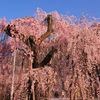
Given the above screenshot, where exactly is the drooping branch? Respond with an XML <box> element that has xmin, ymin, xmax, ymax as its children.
<box><xmin>15</xmin><ymin>56</ymin><xmax>25</xmax><ymax>91</ymax></box>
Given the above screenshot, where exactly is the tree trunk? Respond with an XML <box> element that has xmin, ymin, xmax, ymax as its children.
<box><xmin>70</xmin><ymin>89</ymin><xmax>74</xmax><ymax>100</ymax></box>
<box><xmin>32</xmin><ymin>82</ymin><xmax>35</xmax><ymax>100</ymax></box>
<box><xmin>34</xmin><ymin>81</ymin><xmax>40</xmax><ymax>100</ymax></box>
<box><xmin>11</xmin><ymin>40</ymin><xmax>16</xmax><ymax>100</ymax></box>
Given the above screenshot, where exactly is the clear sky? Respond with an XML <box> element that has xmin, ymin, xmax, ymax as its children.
<box><xmin>0</xmin><ymin>0</ymin><xmax>100</xmax><ymax>22</ymax></box>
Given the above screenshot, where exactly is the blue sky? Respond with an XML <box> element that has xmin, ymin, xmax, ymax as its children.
<box><xmin>0</xmin><ymin>0</ymin><xmax>100</xmax><ymax>22</ymax></box>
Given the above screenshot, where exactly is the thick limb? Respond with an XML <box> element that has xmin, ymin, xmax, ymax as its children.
<box><xmin>33</xmin><ymin>47</ymin><xmax>57</xmax><ymax>68</ymax></box>
<box><xmin>4</xmin><ymin>25</ymin><xmax>37</xmax><ymax>51</ymax></box>
<box><xmin>38</xmin><ymin>14</ymin><xmax>54</xmax><ymax>44</ymax></box>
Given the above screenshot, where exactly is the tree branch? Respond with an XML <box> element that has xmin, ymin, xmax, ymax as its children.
<box><xmin>33</xmin><ymin>47</ymin><xmax>57</xmax><ymax>68</ymax></box>
<box><xmin>4</xmin><ymin>25</ymin><xmax>37</xmax><ymax>52</ymax></box>
<box><xmin>38</xmin><ymin>14</ymin><xmax>54</xmax><ymax>44</ymax></box>
<box><xmin>4</xmin><ymin>14</ymin><xmax>54</xmax><ymax>48</ymax></box>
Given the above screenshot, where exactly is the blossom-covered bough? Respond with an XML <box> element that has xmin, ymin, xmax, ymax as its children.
<box><xmin>0</xmin><ymin>8</ymin><xmax>100</xmax><ymax>100</ymax></box>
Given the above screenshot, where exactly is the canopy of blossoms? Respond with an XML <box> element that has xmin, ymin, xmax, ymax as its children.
<box><xmin>0</xmin><ymin>8</ymin><xmax>100</xmax><ymax>100</ymax></box>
